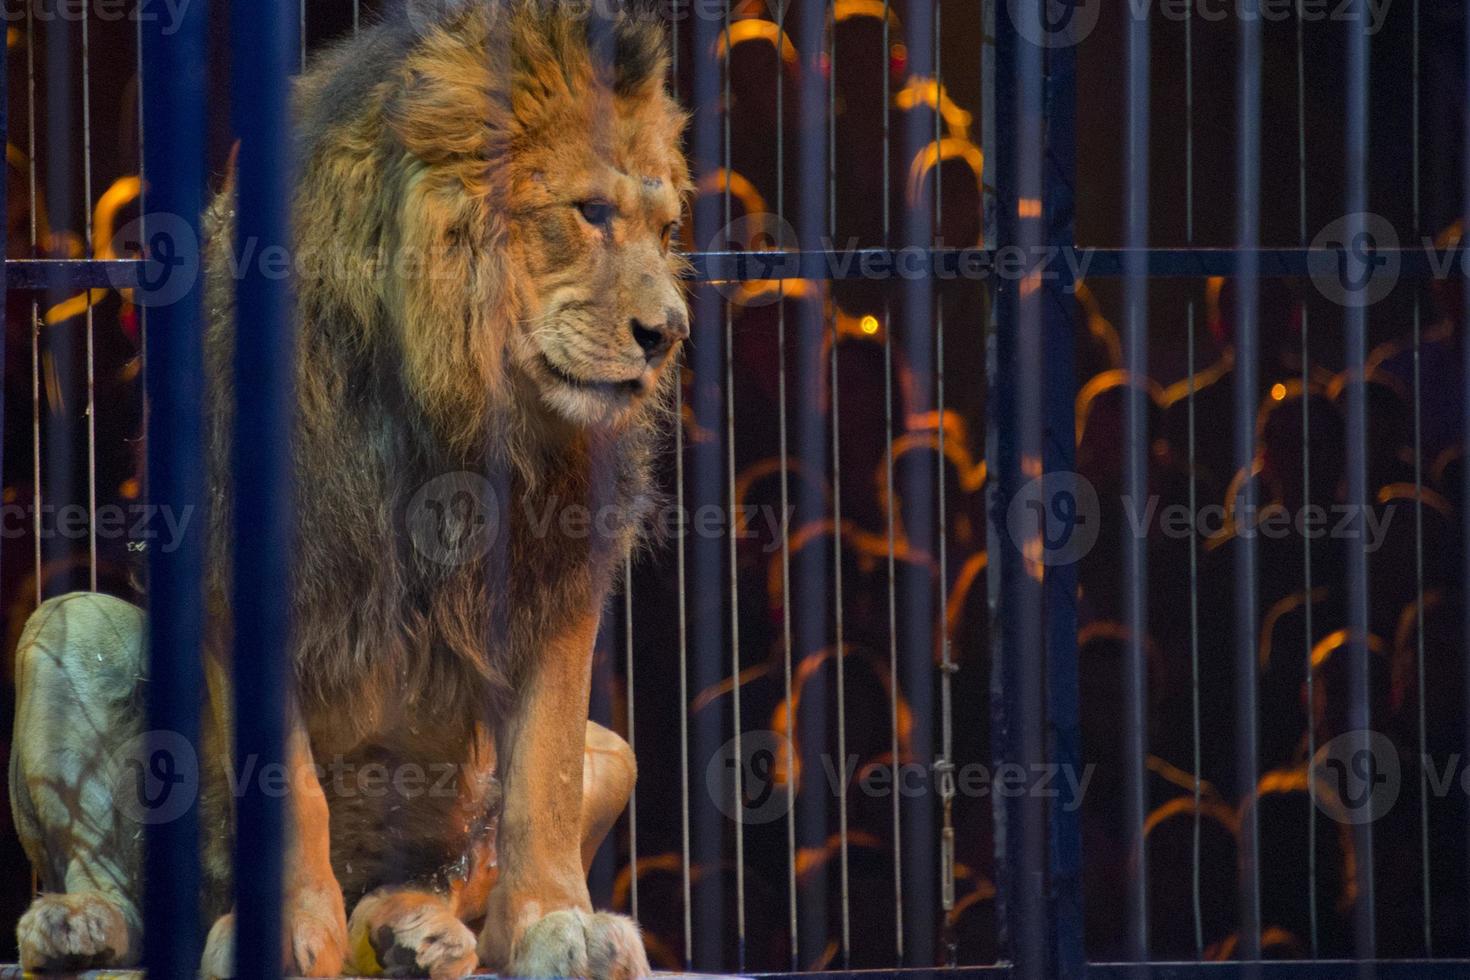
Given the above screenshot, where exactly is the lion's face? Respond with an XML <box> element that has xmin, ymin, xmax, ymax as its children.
<box><xmin>505</xmin><ymin>98</ymin><xmax>688</xmax><ymax>428</ymax></box>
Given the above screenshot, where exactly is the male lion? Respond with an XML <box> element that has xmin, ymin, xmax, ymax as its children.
<box><xmin>9</xmin><ymin>3</ymin><xmax>688</xmax><ymax>977</ymax></box>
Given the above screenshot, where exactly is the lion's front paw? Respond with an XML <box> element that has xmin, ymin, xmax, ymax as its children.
<box><xmin>348</xmin><ymin>889</ymin><xmax>478</xmax><ymax>980</ymax></box>
<box><xmin>201</xmin><ymin>900</ymin><xmax>348</xmax><ymax>979</ymax></box>
<box><xmin>493</xmin><ymin>908</ymin><xmax>649</xmax><ymax>980</ymax></box>
<box><xmin>17</xmin><ymin>891</ymin><xmax>135</xmax><ymax>971</ymax></box>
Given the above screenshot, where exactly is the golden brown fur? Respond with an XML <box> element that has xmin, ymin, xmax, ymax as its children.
<box><xmin>12</xmin><ymin>3</ymin><xmax>687</xmax><ymax>977</ymax></box>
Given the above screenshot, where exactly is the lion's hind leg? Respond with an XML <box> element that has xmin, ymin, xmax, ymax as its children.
<box><xmin>10</xmin><ymin>593</ymin><xmax>147</xmax><ymax>971</ymax></box>
<box><xmin>347</xmin><ymin>888</ymin><xmax>478</xmax><ymax>980</ymax></box>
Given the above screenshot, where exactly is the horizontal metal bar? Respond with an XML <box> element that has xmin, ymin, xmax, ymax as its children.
<box><xmin>741</xmin><ymin>966</ymin><xmax>1470</xmax><ymax>980</ymax></box>
<box><xmin>8</xmin><ymin>259</ymin><xmax>145</xmax><ymax>290</ymax></box>
<box><xmin>12</xmin><ymin>244</ymin><xmax>1464</xmax><ymax>291</ymax></box>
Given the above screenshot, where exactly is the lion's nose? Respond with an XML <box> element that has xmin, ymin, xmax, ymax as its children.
<box><xmin>630</xmin><ymin>316</ymin><xmax>682</xmax><ymax>363</ymax></box>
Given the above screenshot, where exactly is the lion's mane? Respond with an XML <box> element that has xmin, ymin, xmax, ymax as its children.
<box><xmin>202</xmin><ymin>1</ymin><xmax>684</xmax><ymax>749</ymax></box>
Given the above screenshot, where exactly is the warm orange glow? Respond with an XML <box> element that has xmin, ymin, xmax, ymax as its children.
<box><xmin>860</xmin><ymin>314</ymin><xmax>879</xmax><ymax>335</ymax></box>
<box><xmin>1270</xmin><ymin>383</ymin><xmax>1287</xmax><ymax>401</ymax></box>
<box><xmin>1018</xmin><ymin>198</ymin><xmax>1042</xmax><ymax>218</ymax></box>
<box><xmin>120</xmin><ymin>477</ymin><xmax>140</xmax><ymax>500</ymax></box>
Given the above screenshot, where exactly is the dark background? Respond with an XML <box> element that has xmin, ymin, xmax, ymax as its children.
<box><xmin>0</xmin><ymin>0</ymin><xmax>1466</xmax><ymax>971</ymax></box>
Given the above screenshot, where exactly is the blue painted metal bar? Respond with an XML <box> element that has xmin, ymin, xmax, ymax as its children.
<box><xmin>899</xmin><ymin>0</ymin><xmax>937</xmax><ymax>967</ymax></box>
<box><xmin>686</xmin><ymin>1</ymin><xmax>727</xmax><ymax>969</ymax></box>
<box><xmin>1123</xmin><ymin>0</ymin><xmax>1150</xmax><ymax>965</ymax></box>
<box><xmin>988</xmin><ymin>1</ymin><xmax>1048</xmax><ymax>978</ymax></box>
<box><xmin>1342</xmin><ymin>2</ymin><xmax>1376</xmax><ymax>965</ymax></box>
<box><xmin>1233</xmin><ymin>0</ymin><xmax>1262</xmax><ymax>964</ymax></box>
<box><xmin>1041</xmin><ymin>16</ymin><xmax>1085</xmax><ymax>980</ymax></box>
<box><xmin>229</xmin><ymin>0</ymin><xmax>298</xmax><ymax>976</ymax></box>
<box><xmin>139</xmin><ymin>0</ymin><xmax>208</xmax><ymax>974</ymax></box>
<box><xmin>792</xmin><ymin>0</ymin><xmax>832</xmax><ymax>968</ymax></box>
<box><xmin>41</xmin><ymin>0</ymin><xmax>78</xmax><ymax>599</ymax></box>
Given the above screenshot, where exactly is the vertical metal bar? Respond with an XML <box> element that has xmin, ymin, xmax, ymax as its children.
<box><xmin>675</xmin><ymin>340</ymin><xmax>691</xmax><ymax>969</ymax></box>
<box><xmin>623</xmin><ymin>553</ymin><xmax>638</xmax><ymax>924</ymax></box>
<box><xmin>720</xmin><ymin>1</ymin><xmax>746</xmax><ymax>967</ymax></box>
<box><xmin>230</xmin><ymin>0</ymin><xmax>298</xmax><ymax>975</ymax></box>
<box><xmin>1343</xmin><ymin>1</ymin><xmax>1376</xmax><ymax>962</ymax></box>
<box><xmin>879</xmin><ymin>0</ymin><xmax>903</xmax><ymax>962</ymax></box>
<box><xmin>140</xmin><ymin>0</ymin><xmax>207</xmax><ymax>972</ymax></box>
<box><xmin>795</xmin><ymin>0</ymin><xmax>831</xmax><ymax>968</ymax></box>
<box><xmin>81</xmin><ymin>0</ymin><xmax>97</xmax><ymax>589</ymax></box>
<box><xmin>989</xmin><ymin>1</ymin><xmax>1047</xmax><ymax>977</ymax></box>
<box><xmin>899</xmin><ymin>0</ymin><xmax>937</xmax><ymax>965</ymax></box>
<box><xmin>933</xmin><ymin>0</ymin><xmax>959</xmax><ymax>967</ymax></box>
<box><xmin>827</xmin><ymin>0</ymin><xmax>850</xmax><ymax>968</ymax></box>
<box><xmin>1294</xmin><ymin>0</ymin><xmax>1319</xmax><ymax>958</ymax></box>
<box><xmin>0</xmin><ymin>0</ymin><xmax>8</xmax><ymax>642</ymax></box>
<box><xmin>687</xmin><ymin>4</ymin><xmax>726</xmax><ymax>969</ymax></box>
<box><xmin>43</xmin><ymin>0</ymin><xmax>76</xmax><ymax>598</ymax></box>
<box><xmin>1042</xmin><ymin>13</ymin><xmax>1085</xmax><ymax>980</ymax></box>
<box><xmin>1410</xmin><ymin>0</ymin><xmax>1432</xmax><ymax>957</ymax></box>
<box><xmin>1187</xmin><ymin>0</ymin><xmax>1205</xmax><ymax>959</ymax></box>
<box><xmin>1234</xmin><ymin>0</ymin><xmax>1263</xmax><ymax>962</ymax></box>
<box><xmin>1122</xmin><ymin>1</ymin><xmax>1151</xmax><ymax>963</ymax></box>
<box><xmin>27</xmin><ymin>1</ymin><xmax>40</xmax><ymax>604</ymax></box>
<box><xmin>876</xmin><ymin>1</ymin><xmax>899</xmax><ymax>963</ymax></box>
<box><xmin>770</xmin><ymin>9</ymin><xmax>799</xmax><ymax>970</ymax></box>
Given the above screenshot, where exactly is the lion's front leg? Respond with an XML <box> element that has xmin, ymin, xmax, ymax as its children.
<box><xmin>478</xmin><ymin>612</ymin><xmax>649</xmax><ymax>980</ymax></box>
<box><xmin>202</xmin><ymin>714</ymin><xmax>349</xmax><ymax>978</ymax></box>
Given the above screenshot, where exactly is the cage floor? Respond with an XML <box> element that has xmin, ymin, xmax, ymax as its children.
<box><xmin>4</xmin><ymin>966</ymin><xmax>1470</xmax><ymax>979</ymax></box>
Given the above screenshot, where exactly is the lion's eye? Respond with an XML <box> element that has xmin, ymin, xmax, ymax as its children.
<box><xmin>577</xmin><ymin>200</ymin><xmax>615</xmax><ymax>227</ymax></box>
<box><xmin>661</xmin><ymin>222</ymin><xmax>680</xmax><ymax>251</ymax></box>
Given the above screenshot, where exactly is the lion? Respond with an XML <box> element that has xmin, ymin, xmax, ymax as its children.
<box><xmin>9</xmin><ymin>2</ymin><xmax>688</xmax><ymax>977</ymax></box>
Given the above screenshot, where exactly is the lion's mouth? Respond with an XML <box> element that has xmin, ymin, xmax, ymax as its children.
<box><xmin>540</xmin><ymin>355</ymin><xmax>646</xmax><ymax>398</ymax></box>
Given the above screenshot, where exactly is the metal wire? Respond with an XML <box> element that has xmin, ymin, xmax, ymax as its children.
<box><xmin>1410</xmin><ymin>0</ymin><xmax>1432</xmax><ymax>957</ymax></box>
<box><xmin>27</xmin><ymin>2</ymin><xmax>40</xmax><ymax>605</ymax></box>
<box><xmin>720</xmin><ymin>1</ymin><xmax>747</xmax><ymax>966</ymax></box>
<box><xmin>81</xmin><ymin>0</ymin><xmax>97</xmax><ymax>590</ymax></box>
<box><xmin>826</xmin><ymin>0</ymin><xmax>850</xmax><ymax>967</ymax></box>
<box><xmin>1234</xmin><ymin>3</ymin><xmax>1263</xmax><ymax>960</ymax></box>
<box><xmin>1123</xmin><ymin>2</ymin><xmax>1151</xmax><ymax>960</ymax></box>
<box><xmin>675</xmin><ymin>347</ymin><xmax>692</xmax><ymax>967</ymax></box>
<box><xmin>1185</xmin><ymin>0</ymin><xmax>1203</xmax><ymax>959</ymax></box>
<box><xmin>1343</xmin><ymin>7</ymin><xmax>1376</xmax><ymax>960</ymax></box>
<box><xmin>624</xmin><ymin>552</ymin><xmax>638</xmax><ymax>923</ymax></box>
<box><xmin>880</xmin><ymin>1</ymin><xmax>904</xmax><ymax>961</ymax></box>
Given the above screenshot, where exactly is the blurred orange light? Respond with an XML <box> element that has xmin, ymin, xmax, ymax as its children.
<box><xmin>1271</xmin><ymin>383</ymin><xmax>1287</xmax><ymax>402</ymax></box>
<box><xmin>860</xmin><ymin>315</ymin><xmax>880</xmax><ymax>335</ymax></box>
